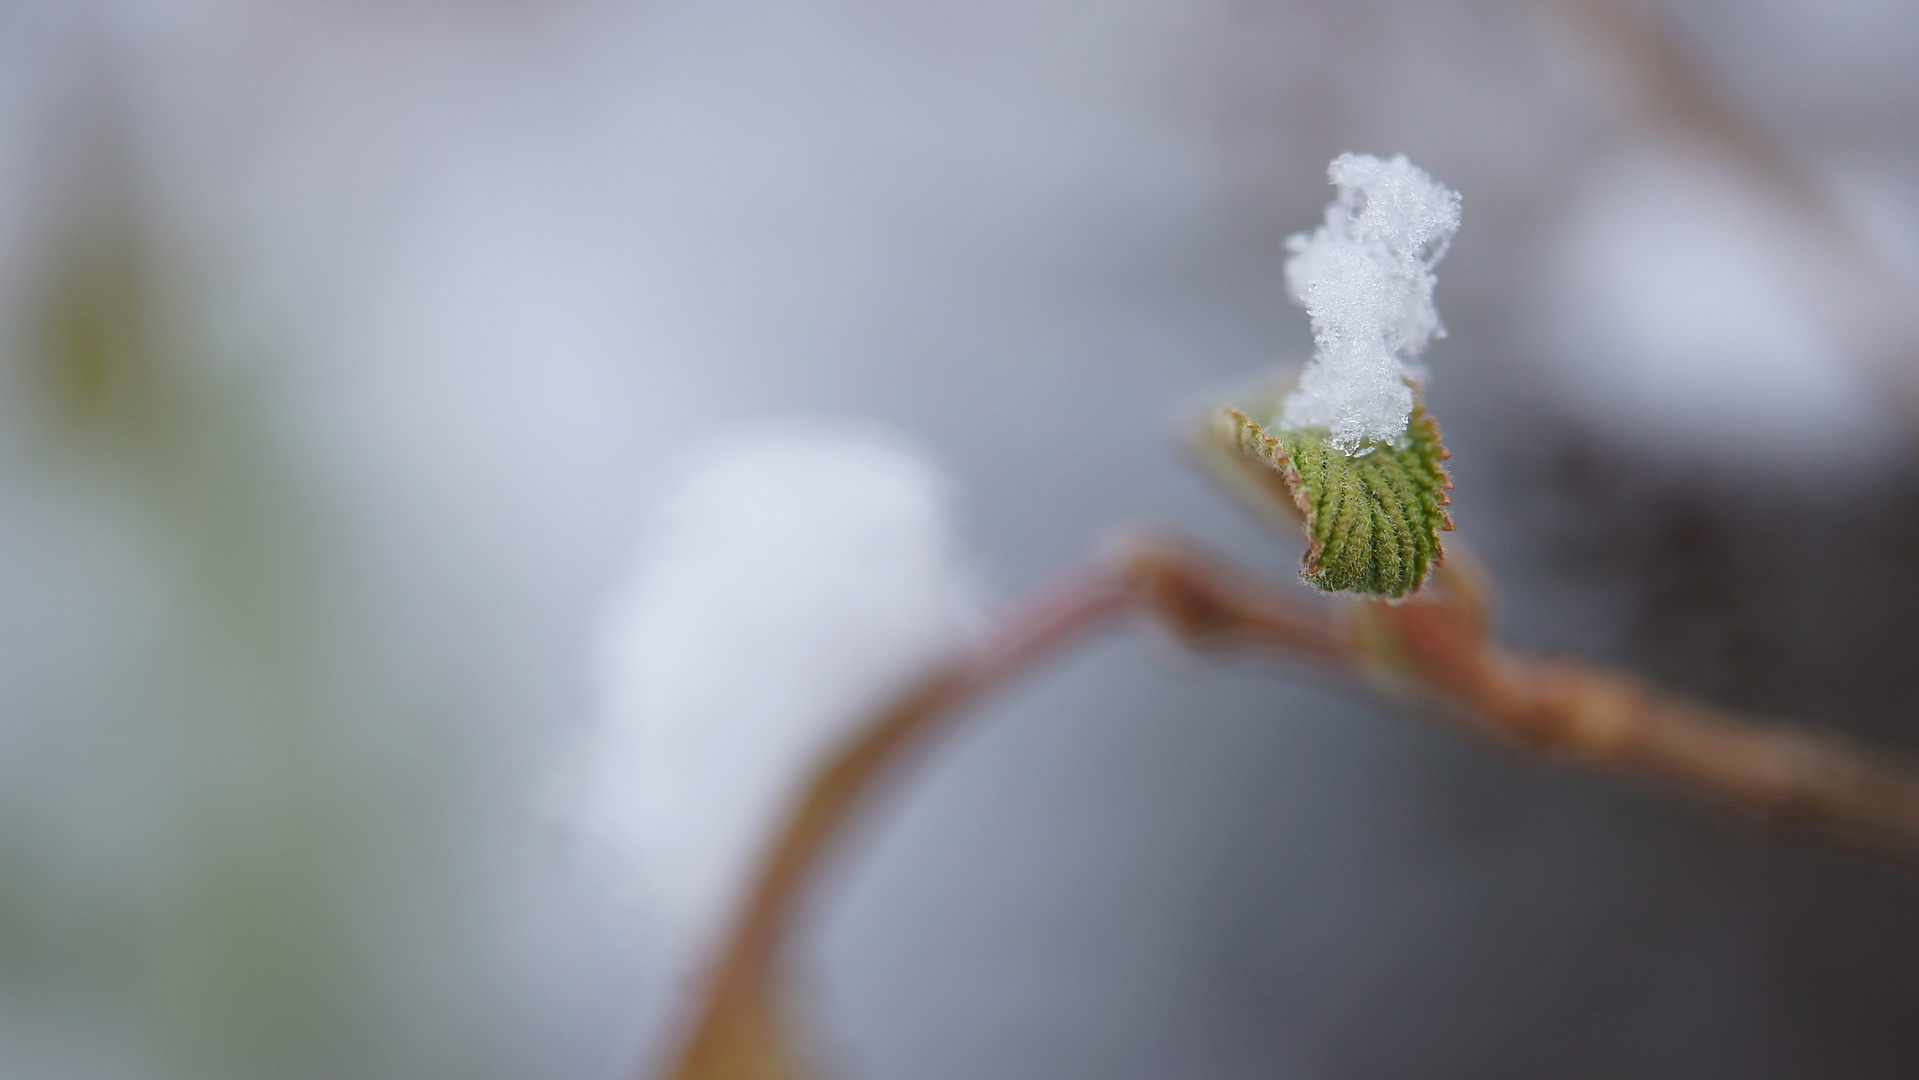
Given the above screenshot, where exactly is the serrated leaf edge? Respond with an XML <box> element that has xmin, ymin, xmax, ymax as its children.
<box><xmin>1222</xmin><ymin>406</ymin><xmax>1454</xmax><ymax>598</ymax></box>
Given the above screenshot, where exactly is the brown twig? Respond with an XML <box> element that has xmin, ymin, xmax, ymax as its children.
<box><xmin>1550</xmin><ymin>0</ymin><xmax>1919</xmax><ymax>412</ymax></box>
<box><xmin>652</xmin><ymin>533</ymin><xmax>1919</xmax><ymax>1080</ymax></box>
<box><xmin>1552</xmin><ymin>0</ymin><xmax>1817</xmax><ymax>207</ymax></box>
<box><xmin>656</xmin><ymin>570</ymin><xmax>1133</xmax><ymax>1080</ymax></box>
<box><xmin>1122</xmin><ymin>534</ymin><xmax>1919</xmax><ymax>859</ymax></box>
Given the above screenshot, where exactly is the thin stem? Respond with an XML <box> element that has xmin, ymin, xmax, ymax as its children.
<box><xmin>1122</xmin><ymin>534</ymin><xmax>1919</xmax><ymax>858</ymax></box>
<box><xmin>1552</xmin><ymin>0</ymin><xmax>1919</xmax><ymax>413</ymax></box>
<box><xmin>652</xmin><ymin>534</ymin><xmax>1919</xmax><ymax>1080</ymax></box>
<box><xmin>656</xmin><ymin>570</ymin><xmax>1133</xmax><ymax>1080</ymax></box>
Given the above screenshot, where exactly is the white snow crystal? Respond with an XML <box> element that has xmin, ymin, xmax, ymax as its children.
<box><xmin>1280</xmin><ymin>153</ymin><xmax>1461</xmax><ymax>453</ymax></box>
<box><xmin>565</xmin><ymin>426</ymin><xmax>983</xmax><ymax>958</ymax></box>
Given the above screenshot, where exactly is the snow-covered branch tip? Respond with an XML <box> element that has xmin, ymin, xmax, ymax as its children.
<box><xmin>1218</xmin><ymin>154</ymin><xmax>1460</xmax><ymax>599</ymax></box>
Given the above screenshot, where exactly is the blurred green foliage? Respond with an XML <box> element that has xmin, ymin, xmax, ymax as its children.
<box><xmin>2</xmin><ymin>198</ymin><xmax>497</xmax><ymax>1080</ymax></box>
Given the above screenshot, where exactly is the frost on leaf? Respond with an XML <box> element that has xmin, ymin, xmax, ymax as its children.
<box><xmin>1280</xmin><ymin>153</ymin><xmax>1461</xmax><ymax>454</ymax></box>
<box><xmin>1221</xmin><ymin>404</ymin><xmax>1453</xmax><ymax>599</ymax></box>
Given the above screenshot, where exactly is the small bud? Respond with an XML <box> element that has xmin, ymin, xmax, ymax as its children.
<box><xmin>1219</xmin><ymin>403</ymin><xmax>1453</xmax><ymax>600</ymax></box>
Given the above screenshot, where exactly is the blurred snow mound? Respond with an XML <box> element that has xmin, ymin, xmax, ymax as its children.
<box><xmin>1535</xmin><ymin>149</ymin><xmax>1904</xmax><ymax>474</ymax></box>
<box><xmin>564</xmin><ymin>425</ymin><xmax>983</xmax><ymax>958</ymax></box>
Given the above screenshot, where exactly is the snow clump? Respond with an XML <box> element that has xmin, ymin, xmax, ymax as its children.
<box><xmin>1280</xmin><ymin>153</ymin><xmax>1461</xmax><ymax>454</ymax></box>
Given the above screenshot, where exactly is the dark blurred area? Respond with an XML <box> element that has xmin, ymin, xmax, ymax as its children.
<box><xmin>3</xmin><ymin>1</ymin><xmax>1919</xmax><ymax>1078</ymax></box>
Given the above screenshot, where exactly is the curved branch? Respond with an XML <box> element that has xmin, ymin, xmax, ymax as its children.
<box><xmin>1120</xmin><ymin>534</ymin><xmax>1919</xmax><ymax>858</ymax></box>
<box><xmin>652</xmin><ymin>535</ymin><xmax>1919</xmax><ymax>1080</ymax></box>
<box><xmin>656</xmin><ymin>570</ymin><xmax>1134</xmax><ymax>1080</ymax></box>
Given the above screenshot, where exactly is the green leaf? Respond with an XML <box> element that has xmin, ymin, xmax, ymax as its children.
<box><xmin>1221</xmin><ymin>405</ymin><xmax>1453</xmax><ymax>598</ymax></box>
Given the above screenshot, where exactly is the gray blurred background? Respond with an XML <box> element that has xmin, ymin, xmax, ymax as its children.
<box><xmin>4</xmin><ymin>0</ymin><xmax>1919</xmax><ymax>1077</ymax></box>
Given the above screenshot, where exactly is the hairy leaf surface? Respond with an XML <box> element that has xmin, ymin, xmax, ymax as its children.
<box><xmin>1221</xmin><ymin>406</ymin><xmax>1452</xmax><ymax>598</ymax></box>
